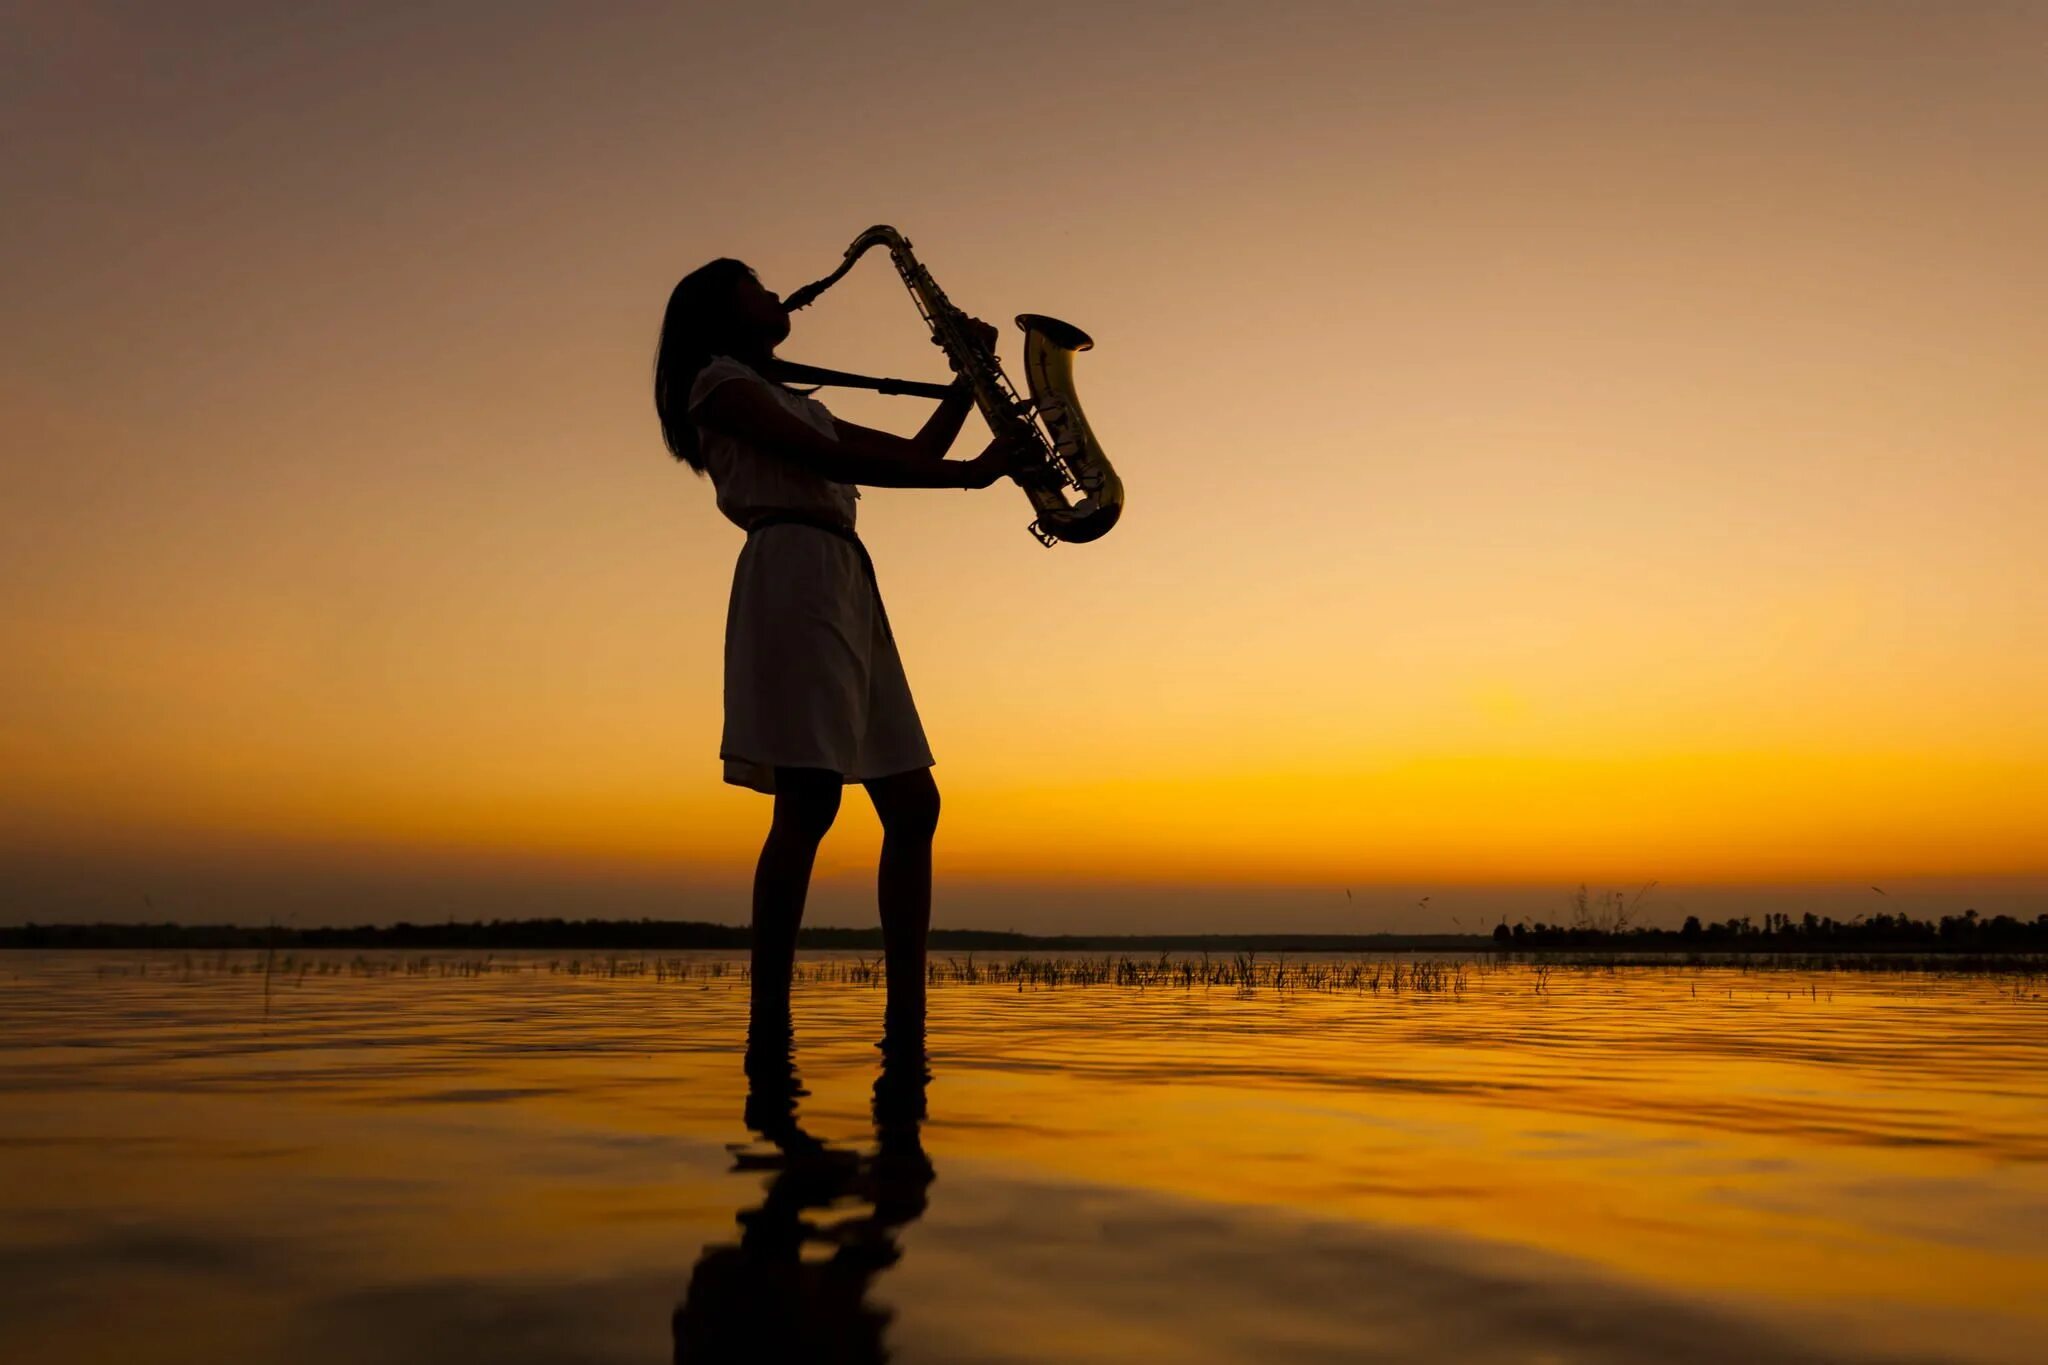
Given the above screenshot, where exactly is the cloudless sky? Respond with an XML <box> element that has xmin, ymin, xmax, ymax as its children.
<box><xmin>4</xmin><ymin>2</ymin><xmax>2044</xmax><ymax>930</ymax></box>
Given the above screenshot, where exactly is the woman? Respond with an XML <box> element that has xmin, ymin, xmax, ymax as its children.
<box><xmin>653</xmin><ymin>258</ymin><xmax>1022</xmax><ymax>1033</ymax></box>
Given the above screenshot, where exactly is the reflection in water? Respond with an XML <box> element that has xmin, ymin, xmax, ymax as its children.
<box><xmin>674</xmin><ymin>1011</ymin><xmax>932</xmax><ymax>1363</ymax></box>
<box><xmin>2</xmin><ymin>953</ymin><xmax>2044</xmax><ymax>1363</ymax></box>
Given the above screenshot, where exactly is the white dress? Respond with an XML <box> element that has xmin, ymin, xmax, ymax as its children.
<box><xmin>687</xmin><ymin>355</ymin><xmax>934</xmax><ymax>795</ymax></box>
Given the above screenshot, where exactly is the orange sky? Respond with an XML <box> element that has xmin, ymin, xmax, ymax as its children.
<box><xmin>4</xmin><ymin>3</ymin><xmax>2044</xmax><ymax>929</ymax></box>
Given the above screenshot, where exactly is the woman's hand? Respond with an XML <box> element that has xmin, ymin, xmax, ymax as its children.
<box><xmin>959</xmin><ymin>432</ymin><xmax>1040</xmax><ymax>489</ymax></box>
<box><xmin>943</xmin><ymin>315</ymin><xmax>1003</xmax><ymax>372</ymax></box>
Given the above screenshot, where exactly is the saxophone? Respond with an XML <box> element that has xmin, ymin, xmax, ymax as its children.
<box><xmin>782</xmin><ymin>226</ymin><xmax>1123</xmax><ymax>546</ymax></box>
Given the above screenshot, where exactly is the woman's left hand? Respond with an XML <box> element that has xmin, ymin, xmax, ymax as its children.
<box><xmin>943</xmin><ymin>315</ymin><xmax>1002</xmax><ymax>369</ymax></box>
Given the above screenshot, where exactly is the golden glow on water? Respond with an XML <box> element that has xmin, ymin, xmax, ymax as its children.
<box><xmin>1</xmin><ymin>952</ymin><xmax>2043</xmax><ymax>1362</ymax></box>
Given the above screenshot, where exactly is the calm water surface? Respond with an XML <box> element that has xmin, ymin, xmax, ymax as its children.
<box><xmin>1</xmin><ymin>951</ymin><xmax>2043</xmax><ymax>1363</ymax></box>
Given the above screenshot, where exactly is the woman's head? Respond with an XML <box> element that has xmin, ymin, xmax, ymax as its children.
<box><xmin>653</xmin><ymin>258</ymin><xmax>790</xmax><ymax>471</ymax></box>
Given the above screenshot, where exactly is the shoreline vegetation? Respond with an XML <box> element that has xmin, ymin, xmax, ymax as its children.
<box><xmin>4</xmin><ymin>910</ymin><xmax>2045</xmax><ymax>955</ymax></box>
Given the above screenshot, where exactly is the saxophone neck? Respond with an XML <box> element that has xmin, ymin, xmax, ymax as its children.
<box><xmin>783</xmin><ymin>226</ymin><xmax>912</xmax><ymax>312</ymax></box>
<box><xmin>850</xmin><ymin>224</ymin><xmax>910</xmax><ymax>253</ymax></box>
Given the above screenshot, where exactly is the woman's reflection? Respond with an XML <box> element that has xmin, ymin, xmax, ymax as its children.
<box><xmin>674</xmin><ymin>1013</ymin><xmax>933</xmax><ymax>1363</ymax></box>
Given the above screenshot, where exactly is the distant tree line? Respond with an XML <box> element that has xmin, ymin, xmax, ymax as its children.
<box><xmin>1492</xmin><ymin>909</ymin><xmax>2048</xmax><ymax>952</ymax></box>
<box><xmin>0</xmin><ymin>918</ymin><xmax>913</xmax><ymax>951</ymax></box>
<box><xmin>1</xmin><ymin>919</ymin><xmax>1474</xmax><ymax>953</ymax></box>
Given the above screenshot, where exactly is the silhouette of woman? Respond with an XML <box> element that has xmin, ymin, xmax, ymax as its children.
<box><xmin>653</xmin><ymin>259</ymin><xmax>1021</xmax><ymax>1033</ymax></box>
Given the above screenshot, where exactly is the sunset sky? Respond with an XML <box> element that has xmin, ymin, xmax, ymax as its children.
<box><xmin>4</xmin><ymin>2</ymin><xmax>2044</xmax><ymax>931</ymax></box>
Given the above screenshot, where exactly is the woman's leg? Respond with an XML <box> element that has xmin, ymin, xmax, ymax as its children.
<box><xmin>751</xmin><ymin>767</ymin><xmax>843</xmax><ymax>1024</ymax></box>
<box><xmin>864</xmin><ymin>767</ymin><xmax>940</xmax><ymax>1029</ymax></box>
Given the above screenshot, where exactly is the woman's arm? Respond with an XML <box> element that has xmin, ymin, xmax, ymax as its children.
<box><xmin>835</xmin><ymin>318</ymin><xmax>996</xmax><ymax>464</ymax></box>
<box><xmin>695</xmin><ymin>378</ymin><xmax>1006</xmax><ymax>490</ymax></box>
<box><xmin>828</xmin><ymin>392</ymin><xmax>974</xmax><ymax>467</ymax></box>
<box><xmin>908</xmin><ymin>378</ymin><xmax>977</xmax><ymax>459</ymax></box>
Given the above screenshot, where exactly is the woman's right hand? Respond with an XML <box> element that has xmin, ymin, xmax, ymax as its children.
<box><xmin>961</xmin><ymin>434</ymin><xmax>1038</xmax><ymax>489</ymax></box>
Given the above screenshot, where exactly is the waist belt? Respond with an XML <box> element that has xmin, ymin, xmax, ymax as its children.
<box><xmin>745</xmin><ymin>512</ymin><xmax>892</xmax><ymax>642</ymax></box>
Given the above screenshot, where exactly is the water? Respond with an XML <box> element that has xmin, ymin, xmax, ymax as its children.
<box><xmin>1</xmin><ymin>951</ymin><xmax>2043</xmax><ymax>1363</ymax></box>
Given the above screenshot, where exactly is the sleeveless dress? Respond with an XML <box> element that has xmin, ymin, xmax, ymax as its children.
<box><xmin>687</xmin><ymin>355</ymin><xmax>934</xmax><ymax>795</ymax></box>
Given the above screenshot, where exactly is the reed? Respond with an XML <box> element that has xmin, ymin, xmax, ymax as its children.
<box><xmin>81</xmin><ymin>948</ymin><xmax>2048</xmax><ymax>998</ymax></box>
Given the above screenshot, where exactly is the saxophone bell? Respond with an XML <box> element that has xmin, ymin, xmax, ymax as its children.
<box><xmin>1015</xmin><ymin>312</ymin><xmax>1121</xmax><ymax>545</ymax></box>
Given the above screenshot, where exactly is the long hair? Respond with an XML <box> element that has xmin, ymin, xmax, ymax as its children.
<box><xmin>653</xmin><ymin>258</ymin><xmax>756</xmax><ymax>473</ymax></box>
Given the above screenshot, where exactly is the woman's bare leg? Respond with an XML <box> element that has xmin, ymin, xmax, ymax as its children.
<box><xmin>864</xmin><ymin>767</ymin><xmax>940</xmax><ymax>1030</ymax></box>
<box><xmin>751</xmin><ymin>767</ymin><xmax>842</xmax><ymax>1025</ymax></box>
